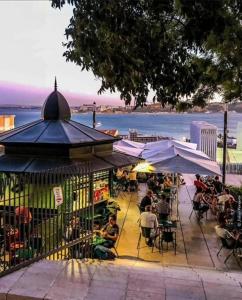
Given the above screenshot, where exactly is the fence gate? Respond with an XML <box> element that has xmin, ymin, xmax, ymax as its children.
<box><xmin>0</xmin><ymin>163</ymin><xmax>93</xmax><ymax>277</ymax></box>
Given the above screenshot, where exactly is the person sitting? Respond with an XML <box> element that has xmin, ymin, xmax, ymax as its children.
<box><xmin>218</xmin><ymin>188</ymin><xmax>235</xmax><ymax>211</ymax></box>
<box><xmin>139</xmin><ymin>205</ymin><xmax>158</xmax><ymax>247</ymax></box>
<box><xmin>194</xmin><ymin>174</ymin><xmax>208</xmax><ymax>192</ymax></box>
<box><xmin>99</xmin><ymin>214</ymin><xmax>119</xmax><ymax>249</ymax></box>
<box><xmin>215</xmin><ymin>213</ymin><xmax>238</xmax><ymax>249</ymax></box>
<box><xmin>15</xmin><ymin>206</ymin><xmax>32</xmax><ymax>242</ymax></box>
<box><xmin>115</xmin><ymin>167</ymin><xmax>123</xmax><ymax>181</ymax></box>
<box><xmin>213</xmin><ymin>176</ymin><xmax>223</xmax><ymax>195</ymax></box>
<box><xmin>193</xmin><ymin>187</ymin><xmax>210</xmax><ymax>219</ymax></box>
<box><xmin>120</xmin><ymin>170</ymin><xmax>129</xmax><ymax>191</ymax></box>
<box><xmin>147</xmin><ymin>175</ymin><xmax>157</xmax><ymax>192</ymax></box>
<box><xmin>157</xmin><ymin>173</ymin><xmax>164</xmax><ymax>186</ymax></box>
<box><xmin>178</xmin><ymin>174</ymin><xmax>186</xmax><ymax>185</ymax></box>
<box><xmin>65</xmin><ymin>216</ymin><xmax>82</xmax><ymax>258</ymax></box>
<box><xmin>156</xmin><ymin>194</ymin><xmax>170</xmax><ymax>221</ymax></box>
<box><xmin>129</xmin><ymin>165</ymin><xmax>138</xmax><ymax>191</ymax></box>
<box><xmin>140</xmin><ymin>190</ymin><xmax>153</xmax><ymax>212</ymax></box>
<box><xmin>164</xmin><ymin>176</ymin><xmax>173</xmax><ymax>189</ymax></box>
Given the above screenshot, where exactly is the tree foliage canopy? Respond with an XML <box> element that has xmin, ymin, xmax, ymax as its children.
<box><xmin>52</xmin><ymin>0</ymin><xmax>242</xmax><ymax>108</ymax></box>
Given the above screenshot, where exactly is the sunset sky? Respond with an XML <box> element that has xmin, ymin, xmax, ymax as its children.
<box><xmin>0</xmin><ymin>1</ymin><xmax>122</xmax><ymax>106</ymax></box>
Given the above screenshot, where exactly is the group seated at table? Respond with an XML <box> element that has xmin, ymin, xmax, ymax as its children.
<box><xmin>214</xmin><ymin>210</ymin><xmax>242</xmax><ymax>261</ymax></box>
<box><xmin>192</xmin><ymin>173</ymin><xmax>239</xmax><ymax>221</ymax></box>
<box><xmin>138</xmin><ymin>203</ymin><xmax>177</xmax><ymax>252</ymax></box>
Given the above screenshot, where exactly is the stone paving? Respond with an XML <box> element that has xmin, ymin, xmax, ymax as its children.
<box><xmin>1</xmin><ymin>174</ymin><xmax>242</xmax><ymax>299</ymax></box>
<box><xmin>1</xmin><ymin>259</ymin><xmax>242</xmax><ymax>300</ymax></box>
<box><xmin>116</xmin><ymin>175</ymin><xmax>241</xmax><ymax>270</ymax></box>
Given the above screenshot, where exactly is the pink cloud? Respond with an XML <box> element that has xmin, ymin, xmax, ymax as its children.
<box><xmin>0</xmin><ymin>81</ymin><xmax>123</xmax><ymax>106</ymax></box>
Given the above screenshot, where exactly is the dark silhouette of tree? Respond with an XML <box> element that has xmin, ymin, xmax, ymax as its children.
<box><xmin>52</xmin><ymin>0</ymin><xmax>242</xmax><ymax>108</ymax></box>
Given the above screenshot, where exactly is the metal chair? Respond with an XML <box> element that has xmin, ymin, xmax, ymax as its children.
<box><xmin>137</xmin><ymin>227</ymin><xmax>152</xmax><ymax>258</ymax></box>
<box><xmin>217</xmin><ymin>233</ymin><xmax>242</xmax><ymax>264</ymax></box>
<box><xmin>111</xmin><ymin>245</ymin><xmax>119</xmax><ymax>257</ymax></box>
<box><xmin>158</xmin><ymin>228</ymin><xmax>176</xmax><ymax>255</ymax></box>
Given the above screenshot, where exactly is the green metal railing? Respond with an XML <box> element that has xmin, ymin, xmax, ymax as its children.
<box><xmin>0</xmin><ymin>163</ymin><xmax>94</xmax><ymax>277</ymax></box>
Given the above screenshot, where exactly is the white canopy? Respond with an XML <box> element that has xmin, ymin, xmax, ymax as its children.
<box><xmin>144</xmin><ymin>139</ymin><xmax>197</xmax><ymax>151</ymax></box>
<box><xmin>113</xmin><ymin>140</ymin><xmax>144</xmax><ymax>157</ymax></box>
<box><xmin>116</xmin><ymin>139</ymin><xmax>144</xmax><ymax>149</ymax></box>
<box><xmin>114</xmin><ymin>138</ymin><xmax>221</xmax><ymax>175</ymax></box>
<box><xmin>113</xmin><ymin>144</ymin><xmax>143</xmax><ymax>157</ymax></box>
<box><xmin>142</xmin><ymin>145</ymin><xmax>209</xmax><ymax>161</ymax></box>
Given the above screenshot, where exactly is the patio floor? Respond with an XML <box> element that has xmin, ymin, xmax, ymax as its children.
<box><xmin>115</xmin><ymin>175</ymin><xmax>241</xmax><ymax>271</ymax></box>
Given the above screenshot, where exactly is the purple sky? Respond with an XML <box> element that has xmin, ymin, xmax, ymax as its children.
<box><xmin>0</xmin><ymin>2</ymin><xmax>124</xmax><ymax>107</ymax></box>
<box><xmin>0</xmin><ymin>81</ymin><xmax>122</xmax><ymax>107</ymax></box>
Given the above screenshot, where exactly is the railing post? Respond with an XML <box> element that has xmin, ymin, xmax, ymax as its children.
<box><xmin>222</xmin><ymin>103</ymin><xmax>228</xmax><ymax>185</ymax></box>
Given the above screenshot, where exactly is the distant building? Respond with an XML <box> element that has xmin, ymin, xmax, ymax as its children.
<box><xmin>237</xmin><ymin>122</ymin><xmax>242</xmax><ymax>151</ymax></box>
<box><xmin>80</xmin><ymin>104</ymin><xmax>95</xmax><ymax>112</ymax></box>
<box><xmin>227</xmin><ymin>136</ymin><xmax>237</xmax><ymax>148</ymax></box>
<box><xmin>127</xmin><ymin>129</ymin><xmax>167</xmax><ymax>143</ymax></box>
<box><xmin>0</xmin><ymin>115</ymin><xmax>15</xmax><ymax>132</ymax></box>
<box><xmin>190</xmin><ymin>121</ymin><xmax>217</xmax><ymax>161</ymax></box>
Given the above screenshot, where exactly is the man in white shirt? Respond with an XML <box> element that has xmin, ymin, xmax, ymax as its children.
<box><xmin>139</xmin><ymin>205</ymin><xmax>158</xmax><ymax>246</ymax></box>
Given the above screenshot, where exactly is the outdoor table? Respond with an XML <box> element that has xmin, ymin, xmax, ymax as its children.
<box><xmin>155</xmin><ymin>220</ymin><xmax>177</xmax><ymax>254</ymax></box>
<box><xmin>159</xmin><ymin>220</ymin><xmax>177</xmax><ymax>229</ymax></box>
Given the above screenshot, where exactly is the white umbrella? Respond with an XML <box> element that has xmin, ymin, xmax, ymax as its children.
<box><xmin>150</xmin><ymin>154</ymin><xmax>221</xmax><ymax>176</ymax></box>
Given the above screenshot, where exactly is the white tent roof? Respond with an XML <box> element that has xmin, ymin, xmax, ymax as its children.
<box><xmin>115</xmin><ymin>139</ymin><xmax>144</xmax><ymax>149</ymax></box>
<box><xmin>113</xmin><ymin>145</ymin><xmax>143</xmax><ymax>157</ymax></box>
<box><xmin>142</xmin><ymin>145</ymin><xmax>209</xmax><ymax>161</ymax></box>
<box><xmin>144</xmin><ymin>140</ymin><xmax>197</xmax><ymax>151</ymax></box>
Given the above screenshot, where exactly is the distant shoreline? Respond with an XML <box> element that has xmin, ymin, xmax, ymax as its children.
<box><xmin>0</xmin><ymin>106</ymin><xmax>242</xmax><ymax>115</ymax></box>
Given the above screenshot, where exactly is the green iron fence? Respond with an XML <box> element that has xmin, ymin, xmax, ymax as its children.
<box><xmin>0</xmin><ymin>162</ymin><xmax>94</xmax><ymax>277</ymax></box>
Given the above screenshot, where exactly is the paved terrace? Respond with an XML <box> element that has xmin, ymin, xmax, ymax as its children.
<box><xmin>1</xmin><ymin>175</ymin><xmax>242</xmax><ymax>300</ymax></box>
<box><xmin>1</xmin><ymin>259</ymin><xmax>242</xmax><ymax>300</ymax></box>
<box><xmin>116</xmin><ymin>174</ymin><xmax>242</xmax><ymax>271</ymax></box>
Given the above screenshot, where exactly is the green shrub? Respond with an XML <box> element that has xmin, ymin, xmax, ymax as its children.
<box><xmin>227</xmin><ymin>186</ymin><xmax>242</xmax><ymax>200</ymax></box>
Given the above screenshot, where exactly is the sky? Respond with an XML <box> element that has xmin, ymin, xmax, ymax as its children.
<box><xmin>0</xmin><ymin>1</ymin><xmax>121</xmax><ymax>106</ymax></box>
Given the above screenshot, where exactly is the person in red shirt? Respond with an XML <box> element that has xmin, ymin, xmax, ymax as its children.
<box><xmin>194</xmin><ymin>174</ymin><xmax>208</xmax><ymax>192</ymax></box>
<box><xmin>15</xmin><ymin>206</ymin><xmax>32</xmax><ymax>242</ymax></box>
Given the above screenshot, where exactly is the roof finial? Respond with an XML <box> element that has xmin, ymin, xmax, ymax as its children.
<box><xmin>54</xmin><ymin>76</ymin><xmax>57</xmax><ymax>91</ymax></box>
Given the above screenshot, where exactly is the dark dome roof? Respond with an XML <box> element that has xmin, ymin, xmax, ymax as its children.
<box><xmin>41</xmin><ymin>89</ymin><xmax>71</xmax><ymax>120</ymax></box>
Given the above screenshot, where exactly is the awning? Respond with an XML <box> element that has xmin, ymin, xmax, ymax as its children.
<box><xmin>0</xmin><ymin>151</ymin><xmax>140</xmax><ymax>173</ymax></box>
<box><xmin>96</xmin><ymin>151</ymin><xmax>141</xmax><ymax>167</ymax></box>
